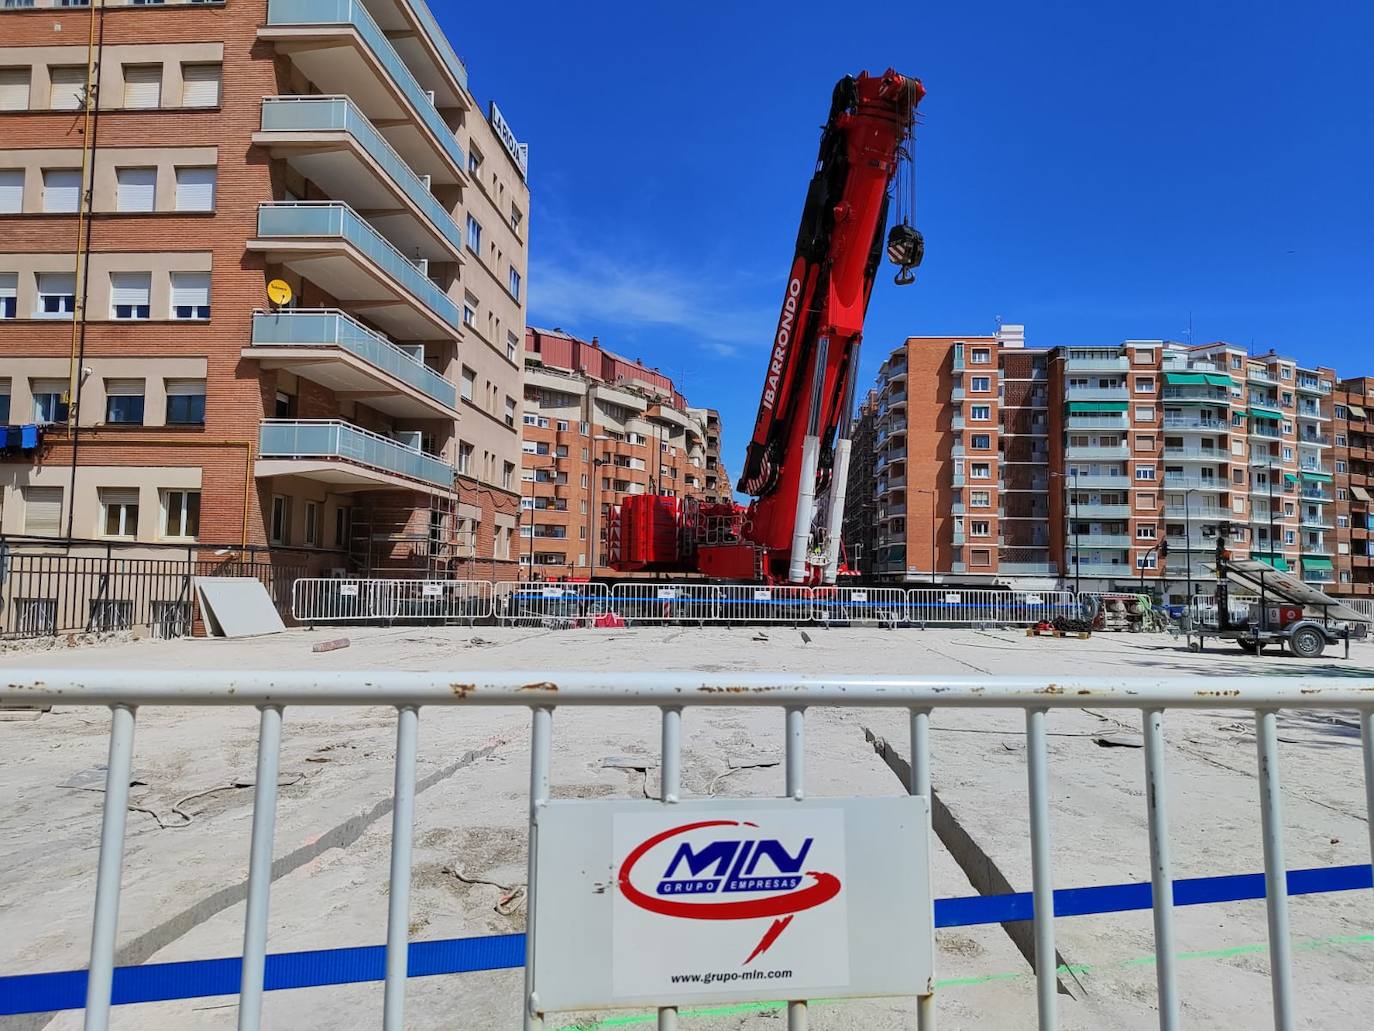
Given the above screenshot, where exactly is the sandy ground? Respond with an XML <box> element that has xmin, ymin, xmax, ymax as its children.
<box><xmin>1</xmin><ymin>624</ymin><xmax>1372</xmax><ymax>1030</ymax></box>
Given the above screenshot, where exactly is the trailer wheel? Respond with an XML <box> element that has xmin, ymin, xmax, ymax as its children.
<box><xmin>1290</xmin><ymin>627</ymin><xmax>1325</xmax><ymax>658</ymax></box>
<box><xmin>1236</xmin><ymin>640</ymin><xmax>1258</xmax><ymax>654</ymax></box>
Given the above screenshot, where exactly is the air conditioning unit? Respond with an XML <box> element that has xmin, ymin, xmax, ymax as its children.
<box><xmin>425</xmin><ymin>90</ymin><xmax>436</xmax><ymax>105</ymax></box>
<box><xmin>419</xmin><ymin>174</ymin><xmax>431</xmax><ymax>191</ymax></box>
<box><xmin>415</xmin><ymin>258</ymin><xmax>429</xmax><ymax>275</ymax></box>
<box><xmin>392</xmin><ymin>430</ymin><xmax>423</xmax><ymax>451</ymax></box>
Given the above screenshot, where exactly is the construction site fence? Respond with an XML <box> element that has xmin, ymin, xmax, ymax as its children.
<box><xmin>3</xmin><ymin>670</ymin><xmax>1372</xmax><ymax>1031</ymax></box>
<box><xmin>291</xmin><ymin>580</ymin><xmax>1091</xmax><ymax>627</ymax></box>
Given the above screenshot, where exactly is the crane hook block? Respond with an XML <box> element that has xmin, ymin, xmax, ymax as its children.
<box><xmin>887</xmin><ymin>223</ymin><xmax>924</xmax><ymax>285</ymax></box>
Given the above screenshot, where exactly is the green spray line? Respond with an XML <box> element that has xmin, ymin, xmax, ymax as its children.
<box><xmin>553</xmin><ymin>933</ymin><xmax>1374</xmax><ymax>1030</ymax></box>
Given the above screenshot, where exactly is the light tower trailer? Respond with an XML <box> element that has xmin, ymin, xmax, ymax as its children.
<box><xmin>1187</xmin><ymin>551</ymin><xmax>1368</xmax><ymax>659</ymax></box>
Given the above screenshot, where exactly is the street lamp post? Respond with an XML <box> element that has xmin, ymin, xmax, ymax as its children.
<box><xmin>587</xmin><ymin>435</ymin><xmax>613</xmax><ymax>580</ymax></box>
<box><xmin>1050</xmin><ymin>470</ymin><xmax>1081</xmax><ymax>594</ymax></box>
<box><xmin>1182</xmin><ymin>487</ymin><xmax>1198</xmax><ymax>607</ymax></box>
<box><xmin>523</xmin><ymin>457</ymin><xmax>556</xmax><ymax>582</ymax></box>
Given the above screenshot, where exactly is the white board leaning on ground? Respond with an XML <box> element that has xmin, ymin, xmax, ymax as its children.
<box><xmin>194</xmin><ymin>577</ymin><xmax>286</xmax><ymax>638</ymax></box>
<box><xmin>530</xmin><ymin>796</ymin><xmax>933</xmax><ymax>1011</ymax></box>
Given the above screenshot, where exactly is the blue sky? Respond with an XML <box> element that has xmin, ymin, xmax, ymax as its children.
<box><xmin>440</xmin><ymin>0</ymin><xmax>1374</xmax><ymax>489</ymax></box>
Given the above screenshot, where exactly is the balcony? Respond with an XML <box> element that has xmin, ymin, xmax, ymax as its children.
<box><xmin>1067</xmin><ymin>413</ymin><xmax>1129</xmax><ymax>430</ymax></box>
<box><xmin>1296</xmin><ymin>378</ymin><xmax>1332</xmax><ymax>396</ymax></box>
<box><xmin>1065</xmin><ymin>386</ymin><xmax>1129</xmax><ymax>402</ymax></box>
<box><xmin>254</xmin><ymin>97</ymin><xmax>462</xmax><ymax>261</ymax></box>
<box><xmin>1247</xmin><ymin>368</ymin><xmax>1278</xmax><ymax>386</ymax></box>
<box><xmin>1296</xmin><ymin>409</ymin><xmax>1329</xmax><ymax>424</ymax></box>
<box><xmin>1300</xmin><ymin>489</ymin><xmax>1333</xmax><ymax>503</ymax></box>
<box><xmin>1070</xmin><ymin>533</ymin><xmax>1133</xmax><ymax>548</ymax></box>
<box><xmin>1247</xmin><ymin>424</ymin><xmax>1282</xmax><ymax>440</ymax></box>
<box><xmin>1162</xmin><ymin>388</ymin><xmax>1231</xmax><ymax>405</ymax></box>
<box><xmin>1163</xmin><ymin>447</ymin><xmax>1230</xmax><ymax>461</ymax></box>
<box><xmin>951</xmin><ymin>386</ymin><xmax>965</xmax><ymax>401</ymax></box>
<box><xmin>1069</xmin><ymin>503</ymin><xmax>1131</xmax><ymax>519</ymax></box>
<box><xmin>1300</xmin><ymin>515</ymin><xmax>1334</xmax><ymax>529</ymax></box>
<box><xmin>881</xmin><ymin>474</ymin><xmax>907</xmax><ymax>493</ymax></box>
<box><xmin>261</xmin><ymin>0</ymin><xmax>469</xmax><ymax>185</ymax></box>
<box><xmin>248</xmin><ymin>202</ymin><xmax>460</xmax><ymax>340</ymax></box>
<box><xmin>1065</xmin><ymin>444</ymin><xmax>1128</xmax><ymax>460</ymax></box>
<box><xmin>1297</xmin><ymin>433</ymin><xmax>1332</xmax><ymax>447</ymax></box>
<box><xmin>1070</xmin><ymin>561</ymin><xmax>1136</xmax><ymax>577</ymax></box>
<box><xmin>1162</xmin><ymin>506</ymin><xmax>1228</xmax><ymax>520</ymax></box>
<box><xmin>1064</xmin><ymin>356</ymin><xmax>1128</xmax><ymax>372</ymax></box>
<box><xmin>257</xmin><ymin>419</ymin><xmax>453</xmax><ymax>491</ymax></box>
<box><xmin>1161</xmin><ymin>475</ymin><xmax>1229</xmax><ymax>491</ymax></box>
<box><xmin>1163</xmin><ymin>416</ymin><xmax>1227</xmax><ymax>432</ymax></box>
<box><xmin>245</xmin><ymin>309</ymin><xmax>456</xmax><ymax>418</ymax></box>
<box><xmin>1066</xmin><ymin>474</ymin><xmax>1132</xmax><ymax>490</ymax></box>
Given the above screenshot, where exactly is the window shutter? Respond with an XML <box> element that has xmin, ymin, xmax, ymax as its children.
<box><xmin>104</xmin><ymin>379</ymin><xmax>144</xmax><ymax>397</ymax></box>
<box><xmin>109</xmin><ymin>272</ymin><xmax>151</xmax><ymax>307</ymax></box>
<box><xmin>24</xmin><ymin>487</ymin><xmax>63</xmax><ymax>535</ymax></box>
<box><xmin>101</xmin><ymin>488</ymin><xmax>140</xmax><ymax>508</ymax></box>
<box><xmin>0</xmin><ymin>169</ymin><xmax>21</xmax><ymax>213</ymax></box>
<box><xmin>0</xmin><ymin>68</ymin><xmax>30</xmax><ymax>111</ymax></box>
<box><xmin>174</xmin><ymin>167</ymin><xmax>215</xmax><ymax>211</ymax></box>
<box><xmin>49</xmin><ymin>66</ymin><xmax>85</xmax><ymax>110</ymax></box>
<box><xmin>166</xmin><ymin>378</ymin><xmax>206</xmax><ymax>397</ymax></box>
<box><xmin>36</xmin><ymin>273</ymin><xmax>75</xmax><ymax>300</ymax></box>
<box><xmin>181</xmin><ymin>64</ymin><xmax>220</xmax><ymax>107</ymax></box>
<box><xmin>0</xmin><ymin>272</ymin><xmax>15</xmax><ymax>302</ymax></box>
<box><xmin>170</xmin><ymin>272</ymin><xmax>210</xmax><ymax>308</ymax></box>
<box><xmin>122</xmin><ymin>65</ymin><xmax>161</xmax><ymax>109</ymax></box>
<box><xmin>43</xmin><ymin>169</ymin><xmax>81</xmax><ymax>212</ymax></box>
<box><xmin>115</xmin><ymin>167</ymin><xmax>156</xmax><ymax>212</ymax></box>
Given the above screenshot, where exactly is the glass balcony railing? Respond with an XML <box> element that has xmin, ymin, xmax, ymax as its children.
<box><xmin>392</xmin><ymin>0</ymin><xmax>470</xmax><ymax>90</ymax></box>
<box><xmin>251</xmin><ymin>309</ymin><xmax>457</xmax><ymax>408</ymax></box>
<box><xmin>260</xmin><ymin>96</ymin><xmax>461</xmax><ymax>251</ymax></box>
<box><xmin>1065</xmin><ymin>386</ymin><xmax>1130</xmax><ymax>401</ymax></box>
<box><xmin>265</xmin><ymin>0</ymin><xmax>466</xmax><ymax>174</ymax></box>
<box><xmin>256</xmin><ymin>202</ymin><xmax>460</xmax><ymax>330</ymax></box>
<box><xmin>259</xmin><ymin>419</ymin><xmax>453</xmax><ymax>487</ymax></box>
<box><xmin>1064</xmin><ymin>445</ymin><xmax>1128</xmax><ymax>459</ymax></box>
<box><xmin>1069</xmin><ymin>503</ymin><xmax>1132</xmax><ymax>519</ymax></box>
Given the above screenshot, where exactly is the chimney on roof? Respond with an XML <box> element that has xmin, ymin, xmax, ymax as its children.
<box><xmin>591</xmin><ymin>336</ymin><xmax>599</xmax><ymax>347</ymax></box>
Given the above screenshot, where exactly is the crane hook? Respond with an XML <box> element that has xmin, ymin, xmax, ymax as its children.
<box><xmin>886</xmin><ymin>222</ymin><xmax>923</xmax><ymax>286</ymax></box>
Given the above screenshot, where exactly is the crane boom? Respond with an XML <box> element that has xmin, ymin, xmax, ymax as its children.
<box><xmin>608</xmin><ymin>69</ymin><xmax>924</xmax><ymax>583</ymax></box>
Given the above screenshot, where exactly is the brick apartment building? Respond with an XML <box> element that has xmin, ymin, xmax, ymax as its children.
<box><xmin>849</xmin><ymin>324</ymin><xmax>1358</xmax><ymax>601</ymax></box>
<box><xmin>0</xmin><ymin>0</ymin><xmax>528</xmax><ymax>585</ymax></box>
<box><xmin>519</xmin><ymin>327</ymin><xmax>714</xmax><ymax>578</ymax></box>
<box><xmin>688</xmin><ymin>406</ymin><xmax>734</xmax><ymax>505</ymax></box>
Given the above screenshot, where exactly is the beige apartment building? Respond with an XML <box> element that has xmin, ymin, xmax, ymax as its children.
<box><xmin>519</xmin><ymin>327</ymin><xmax>713</xmax><ymax>578</ymax></box>
<box><xmin>850</xmin><ymin>324</ymin><xmax>1350</xmax><ymax>601</ymax></box>
<box><xmin>0</xmin><ymin>0</ymin><xmax>528</xmax><ymax>602</ymax></box>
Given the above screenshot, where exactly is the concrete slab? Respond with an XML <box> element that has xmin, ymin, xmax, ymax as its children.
<box><xmin>2</xmin><ymin>625</ymin><xmax>1372</xmax><ymax>1030</ymax></box>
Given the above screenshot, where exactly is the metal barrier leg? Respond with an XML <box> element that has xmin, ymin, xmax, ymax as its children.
<box><xmin>1025</xmin><ymin>707</ymin><xmax>1057</xmax><ymax>1031</ymax></box>
<box><xmin>910</xmin><ymin>708</ymin><xmax>936</xmax><ymax>1031</ymax></box>
<box><xmin>84</xmin><ymin>704</ymin><xmax>136</xmax><ymax>1031</ymax></box>
<box><xmin>1363</xmin><ymin>711</ymin><xmax>1374</xmax><ymax>871</ymax></box>
<box><xmin>1256</xmin><ymin>710</ymin><xmax>1295</xmax><ymax>1031</ymax></box>
<box><xmin>383</xmin><ymin>705</ymin><xmax>420</xmax><ymax>1031</ymax></box>
<box><xmin>659</xmin><ymin>706</ymin><xmax>683</xmax><ymax>1031</ymax></box>
<box><xmin>238</xmin><ymin>705</ymin><xmax>284</xmax><ymax>1031</ymax></box>
<box><xmin>524</xmin><ymin>706</ymin><xmax>554</xmax><ymax>1031</ymax></box>
<box><xmin>785</xmin><ymin>706</ymin><xmax>807</xmax><ymax>1030</ymax></box>
<box><xmin>1142</xmin><ymin>709</ymin><xmax>1179</xmax><ymax>1031</ymax></box>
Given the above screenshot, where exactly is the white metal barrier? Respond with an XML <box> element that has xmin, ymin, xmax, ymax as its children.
<box><xmin>292</xmin><ymin>578</ymin><xmax>493</xmax><ymax>622</ymax></box>
<box><xmin>714</xmin><ymin>583</ymin><xmax>816</xmax><ymax>623</ymax></box>
<box><xmin>494</xmin><ymin>581</ymin><xmax>611</xmax><ymax>625</ymax></box>
<box><xmin>4</xmin><ymin>670</ymin><xmax>1373</xmax><ymax>1031</ymax></box>
<box><xmin>608</xmin><ymin>582</ymin><xmax>723</xmax><ymax>623</ymax></box>
<box><xmin>811</xmin><ymin>585</ymin><xmax>909</xmax><ymax>625</ymax></box>
<box><xmin>906</xmin><ymin>589</ymin><xmax>1080</xmax><ymax>626</ymax></box>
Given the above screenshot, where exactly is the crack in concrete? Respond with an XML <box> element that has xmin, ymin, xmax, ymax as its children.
<box><xmin>3</xmin><ymin>731</ymin><xmax>514</xmax><ymax>1031</ymax></box>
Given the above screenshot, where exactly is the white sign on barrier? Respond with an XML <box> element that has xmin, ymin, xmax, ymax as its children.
<box><xmin>339</xmin><ymin>584</ymin><xmax>359</xmax><ymax>597</ymax></box>
<box><xmin>851</xmin><ymin>590</ymin><xmax>868</xmax><ymax>602</ymax></box>
<box><xmin>656</xmin><ymin>587</ymin><xmax>679</xmax><ymax>600</ymax></box>
<box><xmin>542</xmin><ymin>587</ymin><xmax>564</xmax><ymax>598</ymax></box>
<box><xmin>944</xmin><ymin>593</ymin><xmax>961</xmax><ymax>603</ymax></box>
<box><xmin>530</xmin><ymin>796</ymin><xmax>932</xmax><ymax>1010</ymax></box>
<box><xmin>753</xmin><ymin>589</ymin><xmax>772</xmax><ymax>601</ymax></box>
<box><xmin>1026</xmin><ymin>594</ymin><xmax>1044</xmax><ymax>605</ymax></box>
<box><xmin>421</xmin><ymin>583</ymin><xmax>443</xmax><ymax>597</ymax></box>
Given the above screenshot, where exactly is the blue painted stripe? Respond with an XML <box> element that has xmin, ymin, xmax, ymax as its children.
<box><xmin>1</xmin><ymin>866</ymin><xmax>1366</xmax><ymax>1016</ymax></box>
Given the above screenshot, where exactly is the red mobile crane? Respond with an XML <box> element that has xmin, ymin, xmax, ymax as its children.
<box><xmin>607</xmin><ymin>69</ymin><xmax>925</xmax><ymax>583</ymax></box>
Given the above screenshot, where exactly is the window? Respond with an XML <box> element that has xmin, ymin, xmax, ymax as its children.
<box><xmin>457</xmin><ymin>441</ymin><xmax>473</xmax><ymax>475</ymax></box>
<box><xmin>1136</xmin><ymin>552</ymin><xmax>1158</xmax><ymax>570</ymax></box>
<box><xmin>0</xmin><ymin>68</ymin><xmax>31</xmax><ymax>112</ymax></box>
<box><xmin>170</xmin><ymin>271</ymin><xmax>210</xmax><ymax>319</ymax></box>
<box><xmin>1282</xmin><ymin>447</ymin><xmax>1293</xmax><ymax>461</ymax></box>
<box><xmin>48</xmin><ymin>66</ymin><xmax>86</xmax><ymax>110</ymax></box>
<box><xmin>180</xmin><ymin>64</ymin><xmax>221</xmax><ymax>107</ymax></box>
<box><xmin>0</xmin><ymin>272</ymin><xmax>15</xmax><ymax>319</ymax></box>
<box><xmin>460</xmin><ymin>366</ymin><xmax>475</xmax><ymax>401</ymax></box>
<box><xmin>270</xmin><ymin>495</ymin><xmax>291</xmax><ymax>544</ymax></box>
<box><xmin>506</xmin><ymin>331</ymin><xmax>519</xmax><ymax>363</ymax></box>
<box><xmin>0</xmin><ymin>169</ymin><xmax>22</xmax><ymax>213</ymax></box>
<box><xmin>464</xmin><ymin>212</ymin><xmax>482</xmax><ymax>252</ymax></box>
<box><xmin>113</xmin><ymin>166</ymin><xmax>157</xmax><ymax>212</ymax></box>
<box><xmin>970</xmin><ymin>348</ymin><xmax>990</xmax><ymax>364</ymax></box>
<box><xmin>510</xmin><ymin>205</ymin><xmax>523</xmax><ymax>234</ymax></box>
<box><xmin>970</xmin><ymin>405</ymin><xmax>991</xmax><ymax>421</ymax></box>
<box><xmin>971</xmin><ymin>433</ymin><xmax>991</xmax><ymax>449</ymax></box>
<box><xmin>970</xmin><ymin>549</ymin><xmax>991</xmax><ymax>567</ymax></box>
<box><xmin>1136</xmin><ymin>525</ymin><xmax>1157</xmax><ymax>539</ymax></box>
<box><xmin>503</xmin><ymin>396</ymin><xmax>516</xmax><ymax>428</ymax></box>
<box><xmin>1135</xmin><ymin>492</ymin><xmax>1156</xmax><ymax>509</ymax></box>
<box><xmin>970</xmin><ymin>520</ymin><xmax>990</xmax><ymax>537</ymax></box>
<box><xmin>971</xmin><ymin>376</ymin><xmax>990</xmax><ymax>392</ymax></box>
<box><xmin>122</xmin><ymin>64</ymin><xmax>161</xmax><ymax>108</ymax></box>
<box><xmin>104</xmin><ymin>379</ymin><xmax>145</xmax><ymax>424</ymax></box>
<box><xmin>1135</xmin><ymin>377</ymin><xmax>1155</xmax><ymax>392</ymax></box>
<box><xmin>1135</xmin><ymin>466</ymin><xmax>1156</xmax><ymax>481</ymax></box>
<box><xmin>463</xmin><ymin>302</ymin><xmax>476</xmax><ymax>327</ymax></box>
<box><xmin>333</xmin><ymin>505</ymin><xmax>351</xmax><ymax>548</ymax></box>
<box><xmin>303</xmin><ymin>501</ymin><xmax>319</xmax><ymax>546</ymax></box>
<box><xmin>100</xmin><ymin>488</ymin><xmax>139</xmax><ymax>537</ymax></box>
<box><xmin>1280</xmin><ymin>367</ymin><xmax>1291</xmax><ymax>380</ymax></box>
<box><xmin>970</xmin><ymin>462</ymin><xmax>990</xmax><ymax>478</ymax></box>
<box><xmin>1133</xmin><ymin>348</ymin><xmax>1152</xmax><ymax>364</ymax></box>
<box><xmin>0</xmin><ymin>381</ymin><xmax>8</xmax><ymax>423</ymax></box>
<box><xmin>32</xmin><ymin>378</ymin><xmax>68</xmax><ymax>422</ymax></box>
<box><xmin>42</xmin><ymin>169</ymin><xmax>81</xmax><ymax>212</ymax></box>
<box><xmin>503</xmin><ymin>461</ymin><xmax>515</xmax><ymax>490</ymax></box>
<box><xmin>1335</xmin><ymin>405</ymin><xmax>1349</xmax><ymax>420</ymax></box>
<box><xmin>174</xmin><ymin>167</ymin><xmax>215</xmax><ymax>211</ymax></box>
<box><xmin>508</xmin><ymin>266</ymin><xmax>521</xmax><ymax>300</ymax></box>
<box><xmin>23</xmin><ymin>486</ymin><xmax>63</xmax><ymax>535</ymax></box>
<box><xmin>110</xmin><ymin>272</ymin><xmax>151</xmax><ymax>319</ymax></box>
<box><xmin>468</xmin><ymin>146</ymin><xmax>483</xmax><ymax>177</ymax></box>
<box><xmin>1336</xmin><ymin>434</ymin><xmax>1347</xmax><ymax>446</ymax></box>
<box><xmin>1339</xmin><ymin>515</ymin><xmax>1350</xmax><ymax>529</ymax></box>
<box><xmin>163</xmin><ymin>489</ymin><xmax>200</xmax><ymax>539</ymax></box>
<box><xmin>165</xmin><ymin>379</ymin><xmax>206</xmax><ymax>425</ymax></box>
<box><xmin>1337</xmin><ymin>460</ymin><xmax>1348</xmax><ymax>473</ymax></box>
<box><xmin>1134</xmin><ymin>406</ymin><xmax>1155</xmax><ymax>422</ymax></box>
